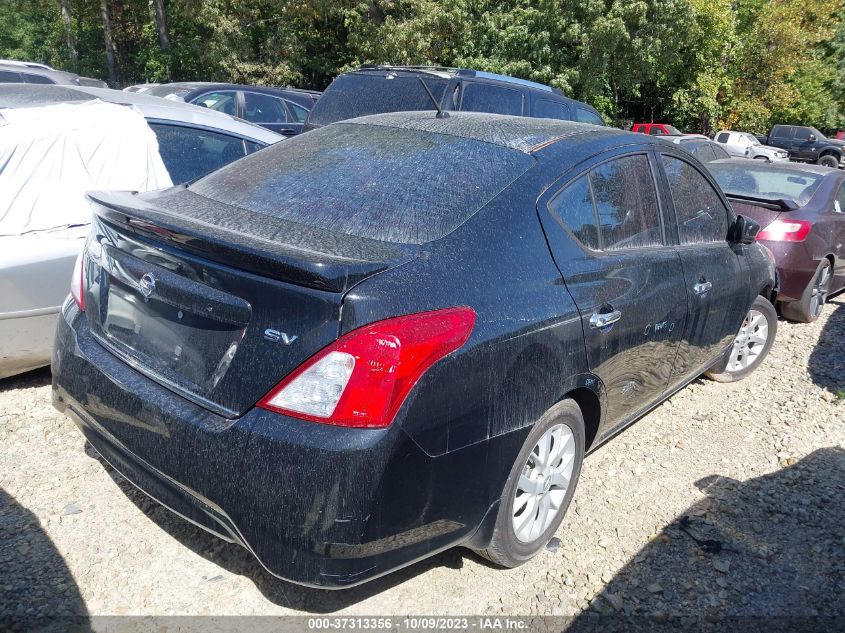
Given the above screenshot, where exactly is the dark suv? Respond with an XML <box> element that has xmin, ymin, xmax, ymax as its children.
<box><xmin>304</xmin><ymin>65</ymin><xmax>605</xmax><ymax>130</ymax></box>
<box><xmin>52</xmin><ymin>113</ymin><xmax>775</xmax><ymax>589</ymax></box>
<box><xmin>765</xmin><ymin>125</ymin><xmax>845</xmax><ymax>169</ymax></box>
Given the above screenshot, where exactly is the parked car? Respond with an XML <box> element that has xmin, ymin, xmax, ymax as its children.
<box><xmin>660</xmin><ymin>134</ymin><xmax>730</xmax><ymax>162</ymax></box>
<box><xmin>52</xmin><ymin>112</ymin><xmax>776</xmax><ymax>588</ymax></box>
<box><xmin>303</xmin><ymin>65</ymin><xmax>606</xmax><ymax>131</ymax></box>
<box><xmin>713</xmin><ymin>130</ymin><xmax>789</xmax><ymax>162</ymax></box>
<box><xmin>765</xmin><ymin>125</ymin><xmax>845</xmax><ymax>169</ymax></box>
<box><xmin>0</xmin><ymin>85</ymin><xmax>281</xmax><ymax>380</ymax></box>
<box><xmin>141</xmin><ymin>82</ymin><xmax>321</xmax><ymax>136</ymax></box>
<box><xmin>709</xmin><ymin>158</ymin><xmax>845</xmax><ymax>322</ymax></box>
<box><xmin>631</xmin><ymin>123</ymin><xmax>683</xmax><ymax>135</ymax></box>
<box><xmin>0</xmin><ymin>60</ymin><xmax>105</xmax><ymax>88</ymax></box>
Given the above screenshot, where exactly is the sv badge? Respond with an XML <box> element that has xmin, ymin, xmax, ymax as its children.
<box><xmin>263</xmin><ymin>329</ymin><xmax>298</xmax><ymax>345</ymax></box>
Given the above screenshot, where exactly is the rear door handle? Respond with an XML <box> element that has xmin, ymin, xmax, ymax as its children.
<box><xmin>589</xmin><ymin>310</ymin><xmax>622</xmax><ymax>329</ymax></box>
<box><xmin>694</xmin><ymin>281</ymin><xmax>713</xmax><ymax>295</ymax></box>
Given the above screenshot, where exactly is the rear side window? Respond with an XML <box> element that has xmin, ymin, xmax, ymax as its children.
<box><xmin>716</xmin><ymin>132</ymin><xmax>729</xmax><ymax>143</ymax></box>
<box><xmin>244</xmin><ymin>92</ymin><xmax>288</xmax><ymax>124</ymax></box>
<box><xmin>591</xmin><ymin>155</ymin><xmax>663</xmax><ymax>249</ymax></box>
<box><xmin>191</xmin><ymin>123</ymin><xmax>534</xmax><ymax>244</ymax></box>
<box><xmin>662</xmin><ymin>155</ymin><xmax>729</xmax><ymax>244</ymax></box>
<box><xmin>548</xmin><ymin>176</ymin><xmax>599</xmax><ymax>250</ymax></box>
<box><xmin>150</xmin><ymin>123</ymin><xmax>247</xmax><ymax>184</ymax></box>
<box><xmin>834</xmin><ymin>182</ymin><xmax>845</xmax><ymax>213</ymax></box>
<box><xmin>771</xmin><ymin>126</ymin><xmax>791</xmax><ymax>139</ymax></box>
<box><xmin>576</xmin><ymin>108</ymin><xmax>604</xmax><ymax>126</ymax></box>
<box><xmin>460</xmin><ymin>83</ymin><xmax>523</xmax><ymax>115</ymax></box>
<box><xmin>534</xmin><ymin>99</ymin><xmax>570</xmax><ymax>120</ymax></box>
<box><xmin>0</xmin><ymin>70</ymin><xmax>22</xmax><ymax>83</ymax></box>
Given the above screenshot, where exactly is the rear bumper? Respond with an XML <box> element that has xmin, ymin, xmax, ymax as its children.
<box><xmin>52</xmin><ymin>301</ymin><xmax>497</xmax><ymax>588</ymax></box>
<box><xmin>757</xmin><ymin>240</ymin><xmax>816</xmax><ymax>304</ymax></box>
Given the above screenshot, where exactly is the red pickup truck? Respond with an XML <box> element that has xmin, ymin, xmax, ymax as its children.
<box><xmin>631</xmin><ymin>123</ymin><xmax>683</xmax><ymax>135</ymax></box>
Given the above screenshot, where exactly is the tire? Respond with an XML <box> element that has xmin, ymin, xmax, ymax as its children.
<box><xmin>780</xmin><ymin>259</ymin><xmax>833</xmax><ymax>323</ymax></box>
<box><xmin>705</xmin><ymin>295</ymin><xmax>777</xmax><ymax>383</ymax></box>
<box><xmin>818</xmin><ymin>154</ymin><xmax>839</xmax><ymax>169</ymax></box>
<box><xmin>476</xmin><ymin>399</ymin><xmax>584</xmax><ymax>567</ymax></box>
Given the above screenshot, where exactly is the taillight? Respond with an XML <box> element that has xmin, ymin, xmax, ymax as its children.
<box><xmin>258</xmin><ymin>307</ymin><xmax>476</xmax><ymax>428</ymax></box>
<box><xmin>756</xmin><ymin>219</ymin><xmax>812</xmax><ymax>242</ymax></box>
<box><xmin>70</xmin><ymin>250</ymin><xmax>85</xmax><ymax>311</ymax></box>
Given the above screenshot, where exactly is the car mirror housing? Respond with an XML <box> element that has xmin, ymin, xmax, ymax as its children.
<box><xmin>809</xmin><ymin>134</ymin><xmax>817</xmax><ymax>142</ymax></box>
<box><xmin>731</xmin><ymin>215</ymin><xmax>761</xmax><ymax>245</ymax></box>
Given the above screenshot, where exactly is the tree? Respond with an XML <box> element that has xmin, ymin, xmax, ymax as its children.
<box><xmin>99</xmin><ymin>0</ymin><xmax>119</xmax><ymax>85</ymax></box>
<box><xmin>56</xmin><ymin>0</ymin><xmax>77</xmax><ymax>65</ymax></box>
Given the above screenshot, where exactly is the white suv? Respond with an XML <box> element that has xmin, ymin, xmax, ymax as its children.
<box><xmin>714</xmin><ymin>130</ymin><xmax>789</xmax><ymax>162</ymax></box>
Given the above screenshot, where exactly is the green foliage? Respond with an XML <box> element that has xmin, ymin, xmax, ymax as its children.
<box><xmin>0</xmin><ymin>0</ymin><xmax>842</xmax><ymax>133</ymax></box>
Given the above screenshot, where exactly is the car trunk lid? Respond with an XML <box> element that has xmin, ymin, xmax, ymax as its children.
<box><xmin>83</xmin><ymin>189</ymin><xmax>416</xmax><ymax>417</ymax></box>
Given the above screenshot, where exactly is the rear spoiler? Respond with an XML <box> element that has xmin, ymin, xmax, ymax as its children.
<box><xmin>87</xmin><ymin>188</ymin><xmax>417</xmax><ymax>294</ymax></box>
<box><xmin>726</xmin><ymin>193</ymin><xmax>799</xmax><ymax>212</ymax></box>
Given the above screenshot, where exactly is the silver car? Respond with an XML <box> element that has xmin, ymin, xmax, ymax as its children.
<box><xmin>714</xmin><ymin>130</ymin><xmax>789</xmax><ymax>162</ymax></box>
<box><xmin>0</xmin><ymin>85</ymin><xmax>281</xmax><ymax>379</ymax></box>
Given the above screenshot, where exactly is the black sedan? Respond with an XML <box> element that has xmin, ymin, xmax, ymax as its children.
<box><xmin>142</xmin><ymin>82</ymin><xmax>321</xmax><ymax>136</ymax></box>
<box><xmin>52</xmin><ymin>113</ymin><xmax>777</xmax><ymax>588</ymax></box>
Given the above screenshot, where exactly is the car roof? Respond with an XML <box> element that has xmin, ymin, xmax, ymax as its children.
<box><xmin>0</xmin><ymin>84</ymin><xmax>282</xmax><ymax>144</ymax></box>
<box><xmin>145</xmin><ymin>82</ymin><xmax>321</xmax><ymax>102</ymax></box>
<box><xmin>346</xmin><ymin>111</ymin><xmax>628</xmax><ymax>154</ymax></box>
<box><xmin>0</xmin><ymin>63</ymin><xmax>81</xmax><ymax>85</ymax></box>
<box><xmin>351</xmin><ymin>65</ymin><xmax>566</xmax><ymax>95</ymax></box>
<box><xmin>709</xmin><ymin>158</ymin><xmax>836</xmax><ymax>177</ymax></box>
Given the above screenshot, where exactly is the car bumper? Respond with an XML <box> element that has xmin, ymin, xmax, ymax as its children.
<box><xmin>758</xmin><ymin>241</ymin><xmax>817</xmax><ymax>303</ymax></box>
<box><xmin>52</xmin><ymin>301</ymin><xmax>502</xmax><ymax>588</ymax></box>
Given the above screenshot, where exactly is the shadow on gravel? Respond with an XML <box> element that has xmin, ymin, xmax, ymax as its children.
<box><xmin>89</xmin><ymin>444</ymin><xmax>487</xmax><ymax>612</ymax></box>
<box><xmin>808</xmin><ymin>296</ymin><xmax>845</xmax><ymax>396</ymax></box>
<box><xmin>0</xmin><ymin>488</ymin><xmax>90</xmax><ymax>632</ymax></box>
<box><xmin>567</xmin><ymin>448</ymin><xmax>845</xmax><ymax>632</ymax></box>
<box><xmin>0</xmin><ymin>366</ymin><xmax>52</xmax><ymax>392</ymax></box>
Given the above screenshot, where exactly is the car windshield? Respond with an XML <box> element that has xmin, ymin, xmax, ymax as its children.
<box><xmin>190</xmin><ymin>122</ymin><xmax>534</xmax><ymax>244</ymax></box>
<box><xmin>306</xmin><ymin>72</ymin><xmax>449</xmax><ymax>127</ymax></box>
<box><xmin>709</xmin><ymin>163</ymin><xmax>824</xmax><ymax>207</ymax></box>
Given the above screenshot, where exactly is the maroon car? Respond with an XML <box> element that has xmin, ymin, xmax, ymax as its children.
<box><xmin>709</xmin><ymin>159</ymin><xmax>845</xmax><ymax>322</ymax></box>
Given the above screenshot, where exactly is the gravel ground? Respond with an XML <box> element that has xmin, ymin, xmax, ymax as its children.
<box><xmin>1</xmin><ymin>296</ymin><xmax>844</xmax><ymax>630</ymax></box>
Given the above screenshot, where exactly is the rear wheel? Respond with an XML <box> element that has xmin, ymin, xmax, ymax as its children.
<box><xmin>781</xmin><ymin>259</ymin><xmax>833</xmax><ymax>323</ymax></box>
<box><xmin>476</xmin><ymin>399</ymin><xmax>584</xmax><ymax>567</ymax></box>
<box><xmin>818</xmin><ymin>154</ymin><xmax>839</xmax><ymax>169</ymax></box>
<box><xmin>753</xmin><ymin>155</ymin><xmax>770</xmax><ymax>161</ymax></box>
<box><xmin>706</xmin><ymin>295</ymin><xmax>777</xmax><ymax>383</ymax></box>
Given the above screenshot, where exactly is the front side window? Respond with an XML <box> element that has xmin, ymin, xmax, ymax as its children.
<box><xmin>835</xmin><ymin>182</ymin><xmax>845</xmax><ymax>213</ymax></box>
<box><xmin>795</xmin><ymin>127</ymin><xmax>812</xmax><ymax>141</ymax></box>
<box><xmin>711</xmin><ymin>143</ymin><xmax>730</xmax><ymax>160</ymax></box>
<box><xmin>649</xmin><ymin>127</ymin><xmax>667</xmax><ymax>135</ymax></box>
<box><xmin>287</xmin><ymin>101</ymin><xmax>309</xmax><ymax>122</ymax></box>
<box><xmin>244</xmin><ymin>92</ymin><xmax>288</xmax><ymax>124</ymax></box>
<box><xmin>591</xmin><ymin>154</ymin><xmax>663</xmax><ymax>250</ymax></box>
<box><xmin>547</xmin><ymin>175</ymin><xmax>599</xmax><ymax>250</ymax></box>
<box><xmin>662</xmin><ymin>155</ymin><xmax>729</xmax><ymax>244</ymax></box>
<box><xmin>193</xmin><ymin>91</ymin><xmax>238</xmax><ymax>116</ymax></box>
<box><xmin>150</xmin><ymin>123</ymin><xmax>247</xmax><ymax>184</ymax></box>
<box><xmin>460</xmin><ymin>83</ymin><xmax>523</xmax><ymax>115</ymax></box>
<box><xmin>22</xmin><ymin>72</ymin><xmax>54</xmax><ymax>84</ymax></box>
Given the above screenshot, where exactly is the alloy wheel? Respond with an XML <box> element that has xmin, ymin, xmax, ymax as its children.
<box><xmin>727</xmin><ymin>309</ymin><xmax>769</xmax><ymax>372</ymax></box>
<box><xmin>512</xmin><ymin>424</ymin><xmax>576</xmax><ymax>543</ymax></box>
<box><xmin>810</xmin><ymin>264</ymin><xmax>832</xmax><ymax>319</ymax></box>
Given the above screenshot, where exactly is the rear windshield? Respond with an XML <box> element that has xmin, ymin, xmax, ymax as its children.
<box><xmin>709</xmin><ymin>164</ymin><xmax>824</xmax><ymax>207</ymax></box>
<box><xmin>306</xmin><ymin>72</ymin><xmax>449</xmax><ymax>127</ymax></box>
<box><xmin>191</xmin><ymin>122</ymin><xmax>534</xmax><ymax>244</ymax></box>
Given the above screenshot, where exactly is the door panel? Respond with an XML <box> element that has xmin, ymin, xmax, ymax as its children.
<box><xmin>540</xmin><ymin>152</ymin><xmax>687</xmax><ymax>427</ymax></box>
<box><xmin>658</xmin><ymin>153</ymin><xmax>750</xmax><ymax>381</ymax></box>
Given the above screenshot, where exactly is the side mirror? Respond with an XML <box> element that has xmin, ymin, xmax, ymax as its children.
<box><xmin>732</xmin><ymin>215</ymin><xmax>760</xmax><ymax>244</ymax></box>
<box><xmin>809</xmin><ymin>134</ymin><xmax>817</xmax><ymax>142</ymax></box>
